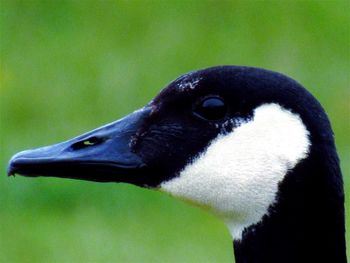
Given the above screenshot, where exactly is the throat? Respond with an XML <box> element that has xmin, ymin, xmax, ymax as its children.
<box><xmin>233</xmin><ymin>213</ymin><xmax>345</xmax><ymax>263</ymax></box>
<box><xmin>231</xmin><ymin>155</ymin><xmax>346</xmax><ymax>263</ymax></box>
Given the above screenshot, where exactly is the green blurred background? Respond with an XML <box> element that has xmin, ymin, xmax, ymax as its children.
<box><xmin>1</xmin><ymin>1</ymin><xmax>349</xmax><ymax>262</ymax></box>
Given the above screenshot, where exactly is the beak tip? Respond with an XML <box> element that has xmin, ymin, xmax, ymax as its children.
<box><xmin>7</xmin><ymin>164</ymin><xmax>15</xmax><ymax>177</ymax></box>
<box><xmin>7</xmin><ymin>155</ymin><xmax>19</xmax><ymax>177</ymax></box>
<box><xmin>7</xmin><ymin>150</ymin><xmax>28</xmax><ymax>177</ymax></box>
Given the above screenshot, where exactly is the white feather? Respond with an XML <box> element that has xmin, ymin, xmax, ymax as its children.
<box><xmin>160</xmin><ymin>103</ymin><xmax>310</xmax><ymax>240</ymax></box>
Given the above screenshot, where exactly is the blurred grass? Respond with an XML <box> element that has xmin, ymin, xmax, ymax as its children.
<box><xmin>0</xmin><ymin>1</ymin><xmax>349</xmax><ymax>262</ymax></box>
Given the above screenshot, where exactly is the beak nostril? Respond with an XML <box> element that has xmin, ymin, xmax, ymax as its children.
<box><xmin>71</xmin><ymin>136</ymin><xmax>105</xmax><ymax>150</ymax></box>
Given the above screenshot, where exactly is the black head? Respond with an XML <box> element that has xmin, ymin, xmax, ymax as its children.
<box><xmin>7</xmin><ymin>66</ymin><xmax>346</xmax><ymax>262</ymax></box>
<box><xmin>8</xmin><ymin>66</ymin><xmax>334</xmax><ymax>187</ymax></box>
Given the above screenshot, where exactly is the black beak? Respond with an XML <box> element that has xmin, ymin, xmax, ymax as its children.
<box><xmin>7</xmin><ymin>107</ymin><xmax>152</xmax><ymax>186</ymax></box>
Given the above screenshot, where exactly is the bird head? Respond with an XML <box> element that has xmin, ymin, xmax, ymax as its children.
<box><xmin>9</xmin><ymin>66</ymin><xmax>330</xmax><ymax>239</ymax></box>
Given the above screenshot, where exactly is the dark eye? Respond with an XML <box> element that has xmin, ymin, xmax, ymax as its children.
<box><xmin>193</xmin><ymin>96</ymin><xmax>227</xmax><ymax>121</ymax></box>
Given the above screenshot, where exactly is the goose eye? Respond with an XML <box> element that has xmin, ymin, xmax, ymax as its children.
<box><xmin>193</xmin><ymin>97</ymin><xmax>227</xmax><ymax>121</ymax></box>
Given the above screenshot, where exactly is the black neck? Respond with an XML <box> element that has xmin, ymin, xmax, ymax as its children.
<box><xmin>233</xmin><ymin>144</ymin><xmax>346</xmax><ymax>263</ymax></box>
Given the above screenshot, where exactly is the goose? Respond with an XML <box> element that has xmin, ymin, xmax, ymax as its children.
<box><xmin>8</xmin><ymin>66</ymin><xmax>346</xmax><ymax>263</ymax></box>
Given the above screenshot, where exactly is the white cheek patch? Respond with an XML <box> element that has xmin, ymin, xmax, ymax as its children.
<box><xmin>160</xmin><ymin>103</ymin><xmax>310</xmax><ymax>240</ymax></box>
